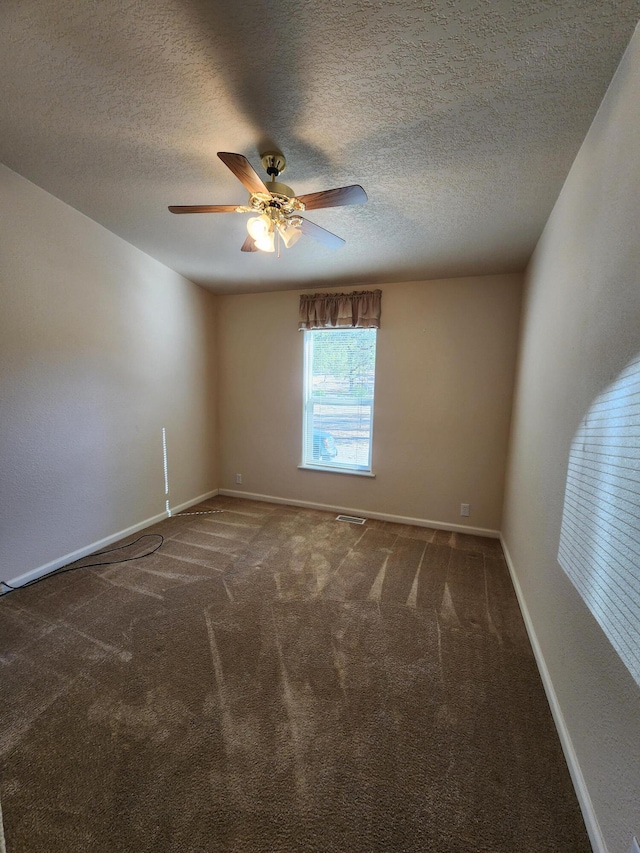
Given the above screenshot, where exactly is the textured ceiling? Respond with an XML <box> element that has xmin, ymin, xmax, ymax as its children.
<box><xmin>1</xmin><ymin>1</ymin><xmax>638</xmax><ymax>294</ymax></box>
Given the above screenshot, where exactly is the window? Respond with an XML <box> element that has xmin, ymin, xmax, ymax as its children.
<box><xmin>302</xmin><ymin>328</ymin><xmax>377</xmax><ymax>473</ymax></box>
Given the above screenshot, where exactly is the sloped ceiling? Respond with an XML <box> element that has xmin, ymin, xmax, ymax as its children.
<box><xmin>0</xmin><ymin>1</ymin><xmax>638</xmax><ymax>293</ymax></box>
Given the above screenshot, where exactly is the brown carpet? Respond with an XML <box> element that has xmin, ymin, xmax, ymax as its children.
<box><xmin>0</xmin><ymin>497</ymin><xmax>591</xmax><ymax>852</ymax></box>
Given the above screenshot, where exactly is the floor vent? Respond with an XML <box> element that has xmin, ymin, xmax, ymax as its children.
<box><xmin>336</xmin><ymin>515</ymin><xmax>366</xmax><ymax>525</ymax></box>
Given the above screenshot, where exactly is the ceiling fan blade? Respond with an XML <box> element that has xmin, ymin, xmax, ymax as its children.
<box><xmin>241</xmin><ymin>234</ymin><xmax>258</xmax><ymax>252</ymax></box>
<box><xmin>168</xmin><ymin>204</ymin><xmax>240</xmax><ymax>213</ymax></box>
<box><xmin>296</xmin><ymin>185</ymin><xmax>367</xmax><ymax>210</ymax></box>
<box><xmin>299</xmin><ymin>218</ymin><xmax>346</xmax><ymax>249</ymax></box>
<box><xmin>217</xmin><ymin>152</ymin><xmax>271</xmax><ymax>195</ymax></box>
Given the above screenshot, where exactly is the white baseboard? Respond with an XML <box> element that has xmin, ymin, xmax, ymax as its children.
<box><xmin>500</xmin><ymin>535</ymin><xmax>607</xmax><ymax>853</ymax></box>
<box><xmin>1</xmin><ymin>489</ymin><xmax>219</xmax><ymax>593</ymax></box>
<box><xmin>219</xmin><ymin>489</ymin><xmax>500</xmax><ymax>538</ymax></box>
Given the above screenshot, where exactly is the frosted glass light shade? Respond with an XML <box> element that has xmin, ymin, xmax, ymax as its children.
<box><xmin>254</xmin><ymin>231</ymin><xmax>275</xmax><ymax>252</ymax></box>
<box><xmin>278</xmin><ymin>221</ymin><xmax>302</xmax><ymax>249</ymax></box>
<box><xmin>247</xmin><ymin>215</ymin><xmax>270</xmax><ymax>241</ymax></box>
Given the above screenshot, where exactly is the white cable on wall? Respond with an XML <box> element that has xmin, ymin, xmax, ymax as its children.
<box><xmin>161</xmin><ymin>427</ymin><xmax>222</xmax><ymax>518</ymax></box>
<box><xmin>162</xmin><ymin>426</ymin><xmax>171</xmax><ymax>517</ymax></box>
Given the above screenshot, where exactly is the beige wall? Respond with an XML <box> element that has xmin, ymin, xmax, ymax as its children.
<box><xmin>0</xmin><ymin>165</ymin><xmax>219</xmax><ymax>582</ymax></box>
<box><xmin>502</xmin><ymin>26</ymin><xmax>640</xmax><ymax>853</ymax></box>
<box><xmin>218</xmin><ymin>275</ymin><xmax>522</xmax><ymax>532</ymax></box>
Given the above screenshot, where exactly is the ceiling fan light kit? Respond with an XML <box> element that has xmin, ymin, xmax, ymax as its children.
<box><xmin>169</xmin><ymin>151</ymin><xmax>367</xmax><ymax>254</ymax></box>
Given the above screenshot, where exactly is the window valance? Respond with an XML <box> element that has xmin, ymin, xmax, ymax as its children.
<box><xmin>298</xmin><ymin>289</ymin><xmax>382</xmax><ymax>330</ymax></box>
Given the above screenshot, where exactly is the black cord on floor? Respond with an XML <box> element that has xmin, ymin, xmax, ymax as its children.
<box><xmin>1</xmin><ymin>507</ymin><xmax>226</xmax><ymax>595</ymax></box>
<box><xmin>1</xmin><ymin>533</ymin><xmax>164</xmax><ymax>594</ymax></box>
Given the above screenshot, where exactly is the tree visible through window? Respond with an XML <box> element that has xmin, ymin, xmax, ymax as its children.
<box><xmin>302</xmin><ymin>329</ymin><xmax>377</xmax><ymax>472</ymax></box>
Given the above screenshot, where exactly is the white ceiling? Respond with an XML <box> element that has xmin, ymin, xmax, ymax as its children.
<box><xmin>1</xmin><ymin>1</ymin><xmax>638</xmax><ymax>294</ymax></box>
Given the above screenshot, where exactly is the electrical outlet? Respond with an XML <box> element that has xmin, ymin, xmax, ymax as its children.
<box><xmin>460</xmin><ymin>503</ymin><xmax>470</xmax><ymax>517</ymax></box>
<box><xmin>235</xmin><ymin>473</ymin><xmax>242</xmax><ymax>485</ymax></box>
<box><xmin>631</xmin><ymin>836</ymin><xmax>640</xmax><ymax>853</ymax></box>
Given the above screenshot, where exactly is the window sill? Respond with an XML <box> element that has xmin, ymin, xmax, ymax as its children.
<box><xmin>298</xmin><ymin>464</ymin><xmax>376</xmax><ymax>478</ymax></box>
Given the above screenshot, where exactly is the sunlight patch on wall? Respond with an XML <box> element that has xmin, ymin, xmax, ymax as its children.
<box><xmin>558</xmin><ymin>354</ymin><xmax>640</xmax><ymax>686</ymax></box>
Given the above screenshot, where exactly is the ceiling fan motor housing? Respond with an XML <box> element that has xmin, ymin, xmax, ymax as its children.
<box><xmin>259</xmin><ymin>152</ymin><xmax>295</xmax><ymax>198</ymax></box>
<box><xmin>267</xmin><ymin>180</ymin><xmax>295</xmax><ymax>198</ymax></box>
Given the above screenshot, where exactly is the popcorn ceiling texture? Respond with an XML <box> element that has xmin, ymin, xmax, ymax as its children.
<box><xmin>0</xmin><ymin>0</ymin><xmax>637</xmax><ymax>293</ymax></box>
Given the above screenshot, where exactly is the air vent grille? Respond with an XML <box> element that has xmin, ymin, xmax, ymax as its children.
<box><xmin>336</xmin><ymin>515</ymin><xmax>366</xmax><ymax>525</ymax></box>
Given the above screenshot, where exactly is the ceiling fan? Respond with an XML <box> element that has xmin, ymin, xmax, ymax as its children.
<box><xmin>169</xmin><ymin>151</ymin><xmax>367</xmax><ymax>253</ymax></box>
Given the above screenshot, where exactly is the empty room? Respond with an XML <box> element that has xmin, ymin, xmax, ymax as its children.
<box><xmin>1</xmin><ymin>2</ymin><xmax>639</xmax><ymax>852</ymax></box>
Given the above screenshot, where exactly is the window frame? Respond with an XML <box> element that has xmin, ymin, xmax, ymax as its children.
<box><xmin>300</xmin><ymin>328</ymin><xmax>377</xmax><ymax>476</ymax></box>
